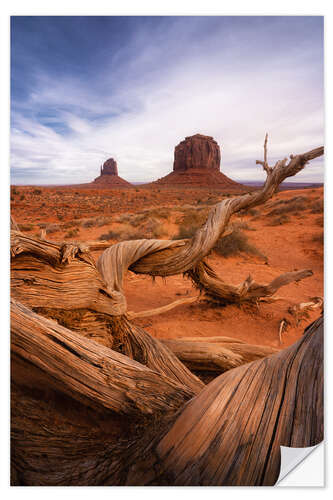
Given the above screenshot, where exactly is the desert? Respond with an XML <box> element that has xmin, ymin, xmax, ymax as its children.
<box><xmin>10</xmin><ymin>15</ymin><xmax>324</xmax><ymax>487</ymax></box>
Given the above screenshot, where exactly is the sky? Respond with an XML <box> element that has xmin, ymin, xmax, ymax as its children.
<box><xmin>10</xmin><ymin>16</ymin><xmax>324</xmax><ymax>185</ymax></box>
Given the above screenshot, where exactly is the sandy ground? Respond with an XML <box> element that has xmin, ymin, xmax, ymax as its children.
<box><xmin>11</xmin><ymin>185</ymin><xmax>323</xmax><ymax>351</ymax></box>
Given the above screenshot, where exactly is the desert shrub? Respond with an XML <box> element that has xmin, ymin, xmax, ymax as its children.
<box><xmin>97</xmin><ymin>216</ymin><xmax>112</xmax><ymax>227</ymax></box>
<box><xmin>141</xmin><ymin>217</ymin><xmax>167</xmax><ymax>238</ymax></box>
<box><xmin>101</xmin><ymin>218</ymin><xmax>168</xmax><ymax>241</ymax></box>
<box><xmin>11</xmin><ymin>187</ymin><xmax>19</xmax><ymax>196</ymax></box>
<box><xmin>65</xmin><ymin>228</ymin><xmax>80</xmax><ymax>238</ymax></box>
<box><xmin>20</xmin><ymin>195</ymin><xmax>25</xmax><ymax>201</ymax></box>
<box><xmin>239</xmin><ymin>207</ymin><xmax>259</xmax><ymax>216</ymax></box>
<box><xmin>312</xmin><ymin>231</ymin><xmax>324</xmax><ymax>245</ymax></box>
<box><xmin>63</xmin><ymin>220</ymin><xmax>82</xmax><ymax>229</ymax></box>
<box><xmin>18</xmin><ymin>223</ymin><xmax>34</xmax><ymax>231</ymax></box>
<box><xmin>311</xmin><ymin>200</ymin><xmax>324</xmax><ymax>214</ymax></box>
<box><xmin>173</xmin><ymin>207</ymin><xmax>210</xmax><ymax>239</ymax></box>
<box><xmin>99</xmin><ymin>230</ymin><xmax>121</xmax><ymax>241</ymax></box>
<box><xmin>115</xmin><ymin>213</ymin><xmax>133</xmax><ymax>224</ymax></box>
<box><xmin>149</xmin><ymin>208</ymin><xmax>169</xmax><ymax>219</ymax></box>
<box><xmin>181</xmin><ymin>208</ymin><xmax>209</xmax><ymax>227</ymax></box>
<box><xmin>45</xmin><ymin>224</ymin><xmax>59</xmax><ymax>234</ymax></box>
<box><xmin>82</xmin><ymin>219</ymin><xmax>95</xmax><ymax>228</ymax></box>
<box><xmin>267</xmin><ymin>196</ymin><xmax>308</xmax><ymax>216</ymax></box>
<box><xmin>33</xmin><ymin>188</ymin><xmax>42</xmax><ymax>195</ymax></box>
<box><xmin>214</xmin><ymin>229</ymin><xmax>266</xmax><ymax>259</ymax></box>
<box><xmin>316</xmin><ymin>216</ymin><xmax>324</xmax><ymax>227</ymax></box>
<box><xmin>37</xmin><ymin>223</ymin><xmax>47</xmax><ymax>229</ymax></box>
<box><xmin>267</xmin><ymin>215</ymin><xmax>290</xmax><ymax>226</ymax></box>
<box><xmin>173</xmin><ymin>225</ymin><xmax>198</xmax><ymax>240</ymax></box>
<box><xmin>232</xmin><ymin>221</ymin><xmax>255</xmax><ymax>231</ymax></box>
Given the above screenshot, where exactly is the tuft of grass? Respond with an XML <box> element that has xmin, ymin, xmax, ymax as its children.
<box><xmin>267</xmin><ymin>215</ymin><xmax>290</xmax><ymax>226</ymax></box>
<box><xmin>18</xmin><ymin>223</ymin><xmax>34</xmax><ymax>231</ymax></box>
<box><xmin>82</xmin><ymin>219</ymin><xmax>95</xmax><ymax>228</ymax></box>
<box><xmin>214</xmin><ymin>229</ymin><xmax>266</xmax><ymax>259</ymax></box>
<box><xmin>63</xmin><ymin>220</ymin><xmax>82</xmax><ymax>229</ymax></box>
<box><xmin>311</xmin><ymin>199</ymin><xmax>323</xmax><ymax>214</ymax></box>
<box><xmin>65</xmin><ymin>228</ymin><xmax>80</xmax><ymax>238</ymax></box>
<box><xmin>232</xmin><ymin>221</ymin><xmax>255</xmax><ymax>231</ymax></box>
<box><xmin>99</xmin><ymin>229</ymin><xmax>121</xmax><ymax>241</ymax></box>
<box><xmin>267</xmin><ymin>196</ymin><xmax>308</xmax><ymax>216</ymax></box>
<box><xmin>33</xmin><ymin>188</ymin><xmax>42</xmax><ymax>195</ymax></box>
<box><xmin>45</xmin><ymin>224</ymin><xmax>59</xmax><ymax>234</ymax></box>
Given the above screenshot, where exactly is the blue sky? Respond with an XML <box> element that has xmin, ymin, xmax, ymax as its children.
<box><xmin>10</xmin><ymin>16</ymin><xmax>324</xmax><ymax>184</ymax></box>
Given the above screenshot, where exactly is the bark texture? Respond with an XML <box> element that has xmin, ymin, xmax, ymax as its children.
<box><xmin>10</xmin><ymin>138</ymin><xmax>324</xmax><ymax>485</ymax></box>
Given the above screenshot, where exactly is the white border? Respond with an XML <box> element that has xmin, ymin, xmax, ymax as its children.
<box><xmin>1</xmin><ymin>1</ymin><xmax>331</xmax><ymax>497</ymax></box>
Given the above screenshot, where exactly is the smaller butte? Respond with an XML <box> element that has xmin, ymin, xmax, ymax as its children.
<box><xmin>93</xmin><ymin>158</ymin><xmax>133</xmax><ymax>188</ymax></box>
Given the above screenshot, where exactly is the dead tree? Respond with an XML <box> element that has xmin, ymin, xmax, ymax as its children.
<box><xmin>11</xmin><ymin>138</ymin><xmax>324</xmax><ymax>485</ymax></box>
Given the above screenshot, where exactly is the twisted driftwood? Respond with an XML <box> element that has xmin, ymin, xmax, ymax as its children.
<box><xmin>11</xmin><ymin>302</ymin><xmax>323</xmax><ymax>485</ymax></box>
<box><xmin>11</xmin><ymin>138</ymin><xmax>324</xmax><ymax>485</ymax></box>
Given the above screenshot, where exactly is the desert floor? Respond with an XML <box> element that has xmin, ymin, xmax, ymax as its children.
<box><xmin>11</xmin><ymin>184</ymin><xmax>324</xmax><ymax>350</ymax></box>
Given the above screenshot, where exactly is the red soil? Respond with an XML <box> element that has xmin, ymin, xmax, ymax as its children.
<box><xmin>11</xmin><ymin>184</ymin><xmax>323</xmax><ymax>351</ymax></box>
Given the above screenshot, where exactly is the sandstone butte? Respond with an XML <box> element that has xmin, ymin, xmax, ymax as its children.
<box><xmin>151</xmin><ymin>134</ymin><xmax>251</xmax><ymax>191</ymax></box>
<box><xmin>93</xmin><ymin>158</ymin><xmax>133</xmax><ymax>188</ymax></box>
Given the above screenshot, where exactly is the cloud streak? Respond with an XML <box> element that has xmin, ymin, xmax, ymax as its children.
<box><xmin>11</xmin><ymin>16</ymin><xmax>324</xmax><ymax>185</ymax></box>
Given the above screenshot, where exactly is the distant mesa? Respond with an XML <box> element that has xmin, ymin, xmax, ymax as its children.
<box><xmin>152</xmin><ymin>134</ymin><xmax>251</xmax><ymax>191</ymax></box>
<box><xmin>93</xmin><ymin>158</ymin><xmax>132</xmax><ymax>187</ymax></box>
<box><xmin>173</xmin><ymin>134</ymin><xmax>221</xmax><ymax>172</ymax></box>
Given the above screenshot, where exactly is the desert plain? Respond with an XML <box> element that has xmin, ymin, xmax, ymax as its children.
<box><xmin>10</xmin><ymin>182</ymin><xmax>323</xmax><ymax>353</ymax></box>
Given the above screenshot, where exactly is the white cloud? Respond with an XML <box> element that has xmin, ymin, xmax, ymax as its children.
<box><xmin>11</xmin><ymin>19</ymin><xmax>324</xmax><ymax>185</ymax></box>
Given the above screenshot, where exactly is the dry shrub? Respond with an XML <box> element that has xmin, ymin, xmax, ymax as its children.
<box><xmin>316</xmin><ymin>216</ymin><xmax>324</xmax><ymax>227</ymax></box>
<box><xmin>267</xmin><ymin>215</ymin><xmax>290</xmax><ymax>226</ymax></box>
<box><xmin>82</xmin><ymin>219</ymin><xmax>95</xmax><ymax>228</ymax></box>
<box><xmin>311</xmin><ymin>199</ymin><xmax>324</xmax><ymax>214</ymax></box>
<box><xmin>97</xmin><ymin>216</ymin><xmax>112</xmax><ymax>227</ymax></box>
<box><xmin>99</xmin><ymin>229</ymin><xmax>121</xmax><ymax>241</ymax></box>
<box><xmin>100</xmin><ymin>218</ymin><xmax>167</xmax><ymax>241</ymax></box>
<box><xmin>65</xmin><ymin>228</ymin><xmax>80</xmax><ymax>238</ymax></box>
<box><xmin>267</xmin><ymin>196</ymin><xmax>308</xmax><ymax>216</ymax></box>
<box><xmin>173</xmin><ymin>224</ymin><xmax>198</xmax><ymax>240</ymax></box>
<box><xmin>232</xmin><ymin>221</ymin><xmax>255</xmax><ymax>231</ymax></box>
<box><xmin>45</xmin><ymin>224</ymin><xmax>59</xmax><ymax>234</ymax></box>
<box><xmin>18</xmin><ymin>223</ymin><xmax>34</xmax><ymax>232</ymax></box>
<box><xmin>239</xmin><ymin>207</ymin><xmax>259</xmax><ymax>216</ymax></box>
<box><xmin>149</xmin><ymin>208</ymin><xmax>170</xmax><ymax>219</ymax></box>
<box><xmin>115</xmin><ymin>213</ymin><xmax>133</xmax><ymax>224</ymax></box>
<box><xmin>214</xmin><ymin>229</ymin><xmax>266</xmax><ymax>259</ymax></box>
<box><xmin>63</xmin><ymin>220</ymin><xmax>82</xmax><ymax>229</ymax></box>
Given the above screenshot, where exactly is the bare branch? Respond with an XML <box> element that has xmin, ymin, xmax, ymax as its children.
<box><xmin>256</xmin><ymin>133</ymin><xmax>272</xmax><ymax>174</ymax></box>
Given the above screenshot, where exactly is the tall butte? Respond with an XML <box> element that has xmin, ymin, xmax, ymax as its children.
<box><xmin>154</xmin><ymin>134</ymin><xmax>249</xmax><ymax>191</ymax></box>
<box><xmin>93</xmin><ymin>158</ymin><xmax>132</xmax><ymax>187</ymax></box>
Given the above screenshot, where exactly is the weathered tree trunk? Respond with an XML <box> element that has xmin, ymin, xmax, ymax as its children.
<box><xmin>10</xmin><ymin>139</ymin><xmax>324</xmax><ymax>485</ymax></box>
<box><xmin>11</xmin><ymin>306</ymin><xmax>323</xmax><ymax>486</ymax></box>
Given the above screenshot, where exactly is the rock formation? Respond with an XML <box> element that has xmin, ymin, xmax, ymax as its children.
<box><xmin>100</xmin><ymin>158</ymin><xmax>118</xmax><ymax>176</ymax></box>
<box><xmin>152</xmin><ymin>134</ymin><xmax>251</xmax><ymax>191</ymax></box>
<box><xmin>93</xmin><ymin>158</ymin><xmax>132</xmax><ymax>188</ymax></box>
<box><xmin>173</xmin><ymin>134</ymin><xmax>220</xmax><ymax>172</ymax></box>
